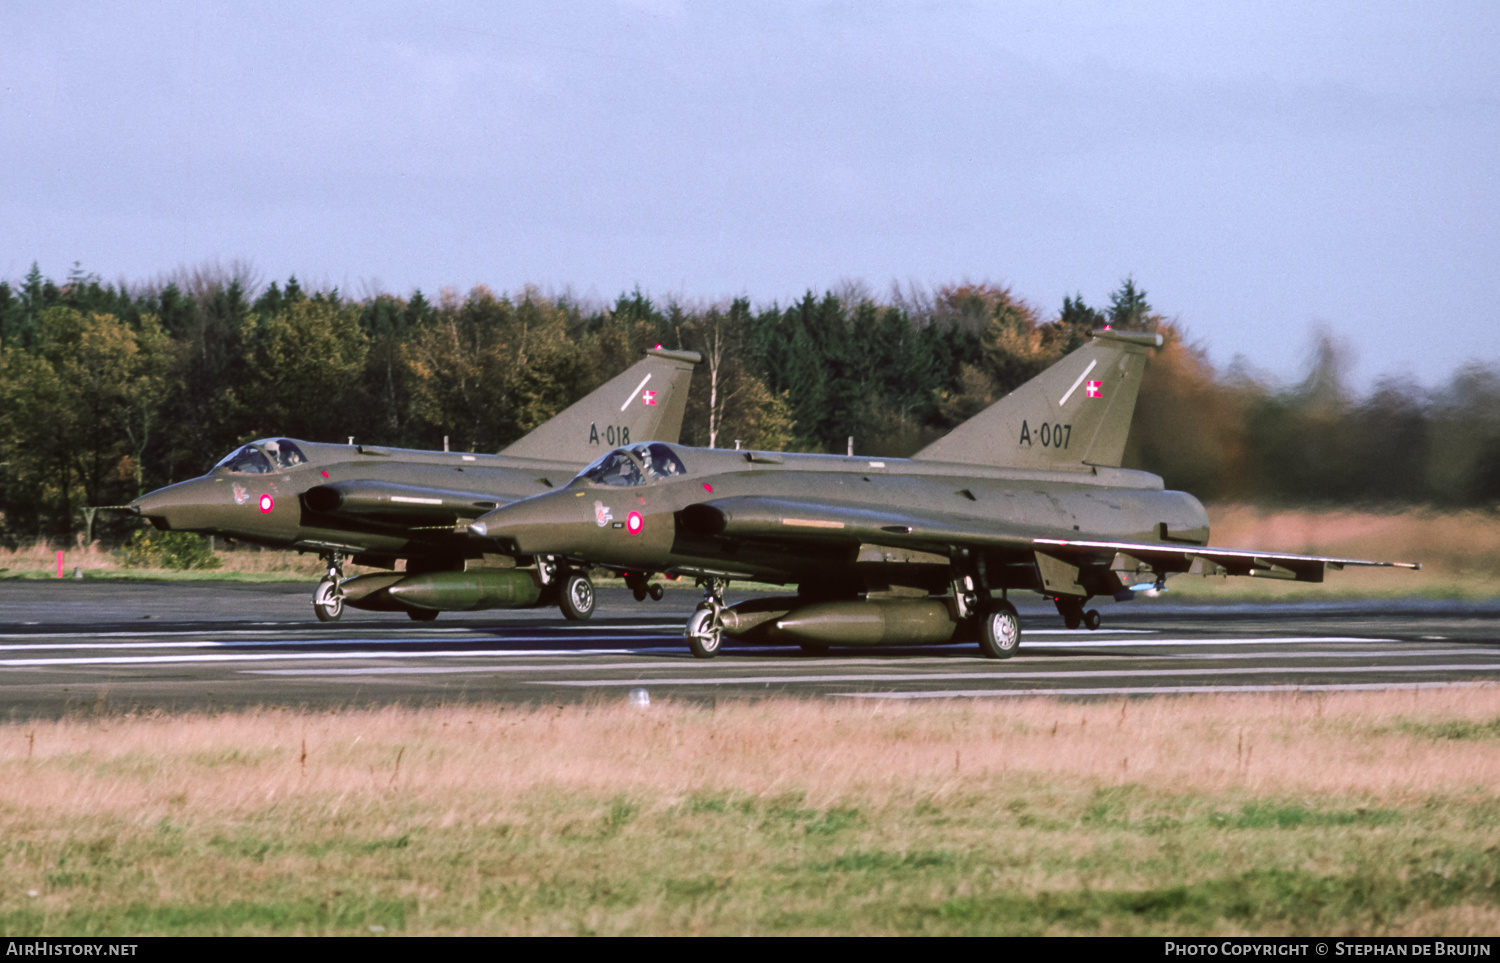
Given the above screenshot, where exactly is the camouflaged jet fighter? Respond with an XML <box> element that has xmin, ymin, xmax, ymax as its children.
<box><xmin>128</xmin><ymin>348</ymin><xmax>701</xmax><ymax>622</ymax></box>
<box><xmin>468</xmin><ymin>330</ymin><xmax>1418</xmax><ymax>658</ymax></box>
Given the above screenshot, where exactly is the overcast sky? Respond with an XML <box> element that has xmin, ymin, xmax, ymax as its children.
<box><xmin>3</xmin><ymin>1</ymin><xmax>1496</xmax><ymax>388</ymax></box>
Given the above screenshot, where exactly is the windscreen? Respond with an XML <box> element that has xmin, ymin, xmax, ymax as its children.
<box><xmin>578</xmin><ymin>449</ymin><xmax>645</xmax><ymax>487</ymax></box>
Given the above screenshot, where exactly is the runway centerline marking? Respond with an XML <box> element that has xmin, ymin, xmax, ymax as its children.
<box><xmin>0</xmin><ymin>634</ymin><xmax>684</xmax><ymax>653</ymax></box>
<box><xmin>1021</xmin><ymin>636</ymin><xmax>1394</xmax><ymax>648</ymax></box>
<box><xmin>0</xmin><ymin>648</ymin><xmax>648</xmax><ymax>668</ymax></box>
<box><xmin>528</xmin><ymin>663</ymin><xmax>1500</xmax><ymax>688</ymax></box>
<box><xmin>840</xmin><ymin>681</ymin><xmax>1500</xmax><ymax>699</ymax></box>
<box><xmin>240</xmin><ymin>648</ymin><xmax>1498</xmax><ymax>678</ymax></box>
<box><xmin>0</xmin><ymin>624</ymin><xmax>688</xmax><ymax>643</ymax></box>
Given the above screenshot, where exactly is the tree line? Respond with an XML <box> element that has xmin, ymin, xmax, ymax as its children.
<box><xmin>1</xmin><ymin>262</ymin><xmax>1496</xmax><ymax>545</ymax></box>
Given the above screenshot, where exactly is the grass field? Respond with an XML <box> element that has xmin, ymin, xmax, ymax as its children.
<box><xmin>2</xmin><ymin>690</ymin><xmax>1499</xmax><ymax>936</ymax></box>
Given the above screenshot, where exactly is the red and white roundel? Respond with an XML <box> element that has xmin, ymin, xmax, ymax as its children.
<box><xmin>626</xmin><ymin>510</ymin><xmax>643</xmax><ymax>534</ymax></box>
<box><xmin>258</xmin><ymin>493</ymin><xmax>274</xmax><ymax>513</ymax></box>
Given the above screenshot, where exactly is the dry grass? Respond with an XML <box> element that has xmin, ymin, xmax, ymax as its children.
<box><xmin>2</xmin><ymin>690</ymin><xmax>1499</xmax><ymax>935</ymax></box>
<box><xmin>0</xmin><ymin>541</ymin><xmax>325</xmax><ymax>580</ymax></box>
<box><xmin>1167</xmin><ymin>505</ymin><xmax>1500</xmax><ymax>600</ymax></box>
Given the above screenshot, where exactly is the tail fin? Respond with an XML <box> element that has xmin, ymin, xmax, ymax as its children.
<box><xmin>912</xmin><ymin>329</ymin><xmax>1160</xmax><ymax>470</ymax></box>
<box><xmin>498</xmin><ymin>348</ymin><xmax>701</xmax><ymax>464</ymax></box>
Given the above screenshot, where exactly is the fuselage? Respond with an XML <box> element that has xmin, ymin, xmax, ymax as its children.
<box><xmin>476</xmin><ymin>443</ymin><xmax>1211</xmax><ymax>595</ymax></box>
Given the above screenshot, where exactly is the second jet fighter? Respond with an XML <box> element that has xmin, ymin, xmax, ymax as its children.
<box><xmin>469</xmin><ymin>330</ymin><xmax>1418</xmax><ymax>657</ymax></box>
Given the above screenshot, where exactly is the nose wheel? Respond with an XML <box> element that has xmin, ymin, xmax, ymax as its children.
<box><xmin>313</xmin><ymin>576</ymin><xmax>343</xmax><ymax>622</ymax></box>
<box><xmin>685</xmin><ymin>577</ymin><xmax>728</xmax><ymax>659</ymax></box>
<box><xmin>312</xmin><ymin>552</ymin><xmax>346</xmax><ymax>623</ymax></box>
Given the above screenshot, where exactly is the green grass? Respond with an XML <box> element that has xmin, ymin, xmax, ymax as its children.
<box><xmin>3</xmin><ymin>788</ymin><xmax>1497</xmax><ymax>936</ymax></box>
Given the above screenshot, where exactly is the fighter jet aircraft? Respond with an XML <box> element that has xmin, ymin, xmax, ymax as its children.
<box><xmin>468</xmin><ymin>330</ymin><xmax>1418</xmax><ymax>658</ymax></box>
<box><xmin>128</xmin><ymin>348</ymin><xmax>700</xmax><ymax>622</ymax></box>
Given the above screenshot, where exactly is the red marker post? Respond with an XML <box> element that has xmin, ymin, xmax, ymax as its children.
<box><xmin>57</xmin><ymin>550</ymin><xmax>63</xmax><ymax>578</ymax></box>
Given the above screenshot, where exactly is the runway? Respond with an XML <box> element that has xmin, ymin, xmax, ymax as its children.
<box><xmin>1</xmin><ymin>580</ymin><xmax>1497</xmax><ymax>718</ymax></box>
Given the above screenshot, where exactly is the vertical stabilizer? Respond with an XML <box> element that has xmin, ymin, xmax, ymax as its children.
<box><xmin>912</xmin><ymin>330</ymin><xmax>1161</xmax><ymax>470</ymax></box>
<box><xmin>499</xmin><ymin>348</ymin><xmax>701</xmax><ymax>464</ymax></box>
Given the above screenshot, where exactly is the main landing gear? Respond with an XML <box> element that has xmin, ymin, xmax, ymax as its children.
<box><xmin>560</xmin><ymin>571</ymin><xmax>596</xmax><ymax>621</ymax></box>
<box><xmin>313</xmin><ymin>552</ymin><xmax>345</xmax><ymax>623</ymax></box>
<box><xmin>685</xmin><ymin>577</ymin><xmax>728</xmax><ymax>659</ymax></box>
<box><xmin>540</xmin><ymin>557</ymin><xmax>596</xmax><ymax>621</ymax></box>
<box><xmin>952</xmin><ymin>552</ymin><xmax>1023</xmax><ymax>660</ymax></box>
<box><xmin>1055</xmin><ymin>596</ymin><xmax>1102</xmax><ymax>631</ymax></box>
<box><xmin>977</xmin><ymin>600</ymin><xmax>1021</xmax><ymax>659</ymax></box>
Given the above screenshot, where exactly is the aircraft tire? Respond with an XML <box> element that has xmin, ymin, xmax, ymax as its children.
<box><xmin>1064</xmin><ymin>610</ymin><xmax>1082</xmax><ymax>630</ymax></box>
<box><xmin>1083</xmin><ymin>609</ymin><xmax>1102</xmax><ymax>631</ymax></box>
<box><xmin>559</xmin><ymin>573</ymin><xmax>596</xmax><ymax>621</ymax></box>
<box><xmin>407</xmin><ymin>607</ymin><xmax>440</xmax><ymax>622</ymax></box>
<box><xmin>648</xmin><ymin>583</ymin><xmax>665</xmax><ymax>601</ymax></box>
<box><xmin>312</xmin><ymin>578</ymin><xmax>343</xmax><ymax>623</ymax></box>
<box><xmin>978</xmin><ymin>600</ymin><xmax>1021</xmax><ymax>659</ymax></box>
<box><xmin>685</xmin><ymin>608</ymin><xmax>722</xmax><ymax>659</ymax></box>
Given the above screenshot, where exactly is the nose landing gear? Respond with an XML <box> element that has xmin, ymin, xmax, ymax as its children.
<box><xmin>313</xmin><ymin>552</ymin><xmax>346</xmax><ymax>623</ymax></box>
<box><xmin>685</xmin><ymin>577</ymin><xmax>728</xmax><ymax>659</ymax></box>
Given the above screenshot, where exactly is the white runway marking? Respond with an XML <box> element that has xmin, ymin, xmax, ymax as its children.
<box><xmin>530</xmin><ymin>663</ymin><xmax>1500</xmax><ymax>687</ymax></box>
<box><xmin>842</xmin><ymin>681</ymin><xmax>1500</xmax><ymax>699</ymax></box>
<box><xmin>1015</xmin><ymin>629</ymin><xmax>1158</xmax><ymax>636</ymax></box>
<box><xmin>1150</xmin><ymin>647</ymin><xmax>1490</xmax><ymax>661</ymax></box>
<box><xmin>1022</xmin><ymin>636</ymin><xmax>1394</xmax><ymax>648</ymax></box>
<box><xmin>0</xmin><ymin>634</ymin><xmax>681</xmax><ymax>653</ymax></box>
<box><xmin>241</xmin><ymin>648</ymin><xmax>1495</xmax><ymax>678</ymax></box>
<box><xmin>0</xmin><ymin>648</ymin><xmax>640</xmax><ymax>667</ymax></box>
<box><xmin>0</xmin><ymin>624</ymin><xmax>686</xmax><ymax>642</ymax></box>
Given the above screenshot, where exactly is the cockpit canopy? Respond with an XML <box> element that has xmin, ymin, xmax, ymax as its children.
<box><xmin>577</xmin><ymin>443</ymin><xmax>687</xmax><ymax>487</ymax></box>
<box><xmin>214</xmin><ymin>438</ymin><xmax>308</xmax><ymax>474</ymax></box>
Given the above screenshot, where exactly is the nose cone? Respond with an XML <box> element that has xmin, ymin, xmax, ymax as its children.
<box><xmin>129</xmin><ymin>476</ymin><xmax>225</xmax><ymax>532</ymax></box>
<box><xmin>471</xmin><ymin>490</ymin><xmax>599</xmax><ymax>555</ymax></box>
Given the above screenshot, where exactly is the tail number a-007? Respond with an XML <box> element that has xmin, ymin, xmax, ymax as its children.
<box><xmin>588</xmin><ymin>424</ymin><xmax>632</xmax><ymax>446</ymax></box>
<box><xmin>1019</xmin><ymin>420</ymin><xmax>1070</xmax><ymax>448</ymax></box>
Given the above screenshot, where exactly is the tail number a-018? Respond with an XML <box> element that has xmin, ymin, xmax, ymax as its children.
<box><xmin>1019</xmin><ymin>420</ymin><xmax>1071</xmax><ymax>449</ymax></box>
<box><xmin>588</xmin><ymin>424</ymin><xmax>632</xmax><ymax>446</ymax></box>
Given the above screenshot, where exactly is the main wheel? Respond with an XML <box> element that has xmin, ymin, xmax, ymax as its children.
<box><xmin>685</xmin><ymin>608</ymin><xmax>722</xmax><ymax>659</ymax></box>
<box><xmin>648</xmin><ymin>583</ymin><xmax>664</xmax><ymax>601</ymax></box>
<box><xmin>559</xmin><ymin>572</ymin><xmax>595</xmax><ymax>621</ymax></box>
<box><xmin>407</xmin><ymin>607</ymin><xmax>440</xmax><ymax>622</ymax></box>
<box><xmin>977</xmin><ymin>600</ymin><xmax>1021</xmax><ymax>659</ymax></box>
<box><xmin>1083</xmin><ymin>609</ymin><xmax>1102</xmax><ymax>631</ymax></box>
<box><xmin>312</xmin><ymin>578</ymin><xmax>343</xmax><ymax>623</ymax></box>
